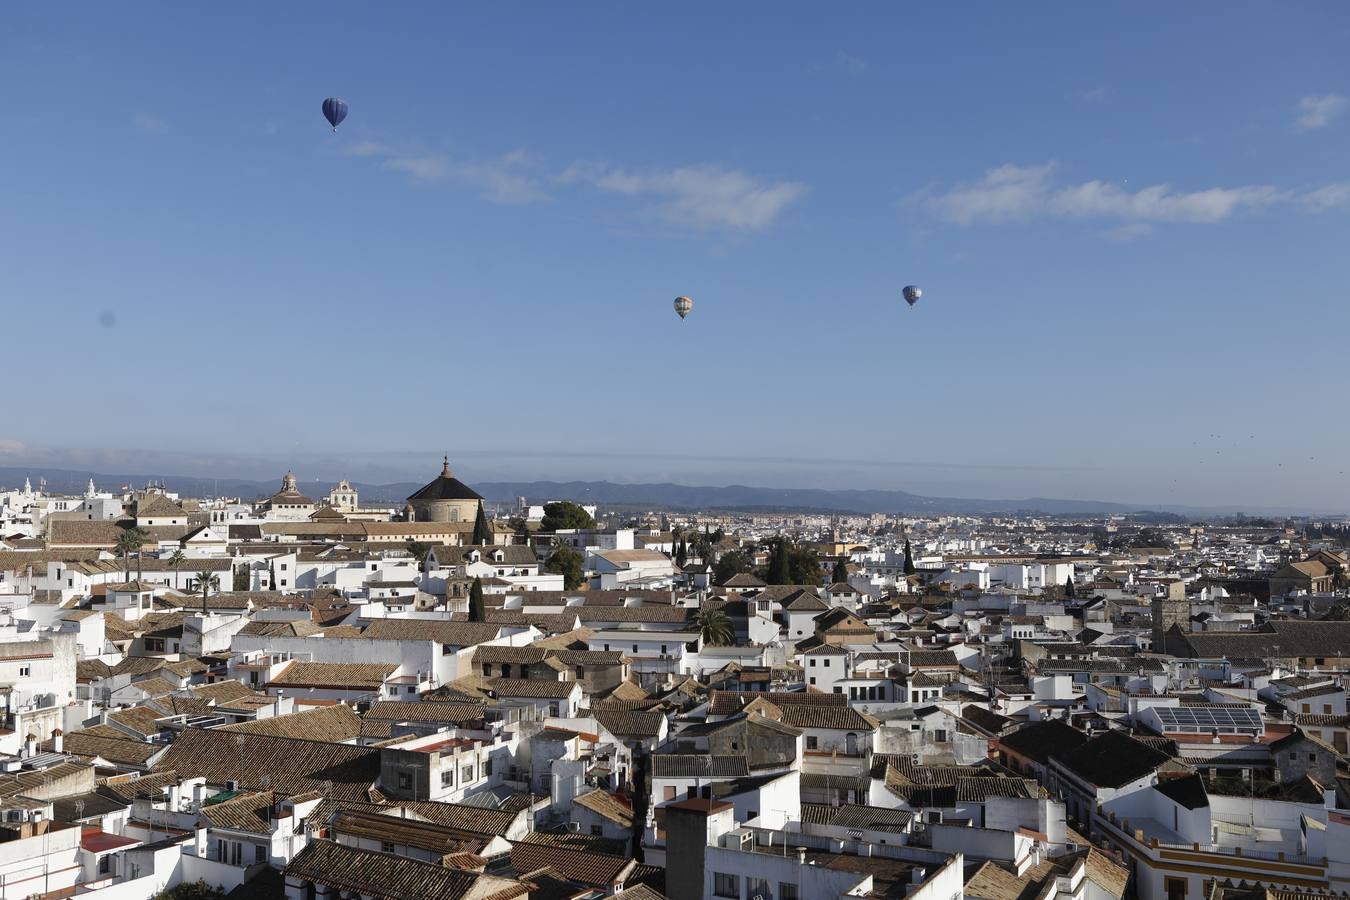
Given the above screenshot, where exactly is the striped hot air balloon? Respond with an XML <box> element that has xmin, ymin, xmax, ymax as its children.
<box><xmin>322</xmin><ymin>97</ymin><xmax>349</xmax><ymax>132</ymax></box>
<box><xmin>674</xmin><ymin>296</ymin><xmax>693</xmax><ymax>320</ymax></box>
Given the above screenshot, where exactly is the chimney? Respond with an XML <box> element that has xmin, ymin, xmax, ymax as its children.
<box><xmin>23</xmin><ymin>734</ymin><xmax>36</xmax><ymax>758</ymax></box>
<box><xmin>51</xmin><ymin>729</ymin><xmax>63</xmax><ymax>754</ymax></box>
<box><xmin>194</xmin><ymin>822</ymin><xmax>208</xmax><ymax>857</ymax></box>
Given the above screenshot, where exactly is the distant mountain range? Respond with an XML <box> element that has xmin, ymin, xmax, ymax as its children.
<box><xmin>0</xmin><ymin>466</ymin><xmax>1167</xmax><ymax>516</ymax></box>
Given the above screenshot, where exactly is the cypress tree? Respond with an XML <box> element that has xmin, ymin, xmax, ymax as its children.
<box><xmin>770</xmin><ymin>538</ymin><xmax>791</xmax><ymax>585</ymax></box>
<box><xmin>1064</xmin><ymin>575</ymin><xmax>1075</xmax><ymax>599</ymax></box>
<box><xmin>902</xmin><ymin>540</ymin><xmax>916</xmax><ymax>576</ymax></box>
<box><xmin>468</xmin><ymin>576</ymin><xmax>485</xmax><ymax>622</ymax></box>
<box><xmin>832</xmin><ymin>559</ymin><xmax>849</xmax><ymax>584</ymax></box>
<box><xmin>472</xmin><ymin>502</ymin><xmax>492</xmax><ymax>545</ymax></box>
<box><xmin>676</xmin><ymin>540</ymin><xmax>688</xmax><ymax>568</ymax></box>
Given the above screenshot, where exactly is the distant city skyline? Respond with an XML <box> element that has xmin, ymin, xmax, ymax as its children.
<box><xmin>3</xmin><ymin>4</ymin><xmax>1349</xmax><ymax>509</ymax></box>
<box><xmin>0</xmin><ymin>441</ymin><xmax>1343</xmax><ymax>514</ymax></box>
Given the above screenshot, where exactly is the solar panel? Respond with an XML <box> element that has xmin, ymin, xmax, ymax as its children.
<box><xmin>1151</xmin><ymin>705</ymin><xmax>1262</xmax><ymax>732</ymax></box>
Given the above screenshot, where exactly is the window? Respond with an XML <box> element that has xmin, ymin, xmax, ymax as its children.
<box><xmin>483</xmin><ymin>758</ymin><xmax>492</xmax><ymax>777</ymax></box>
<box><xmin>746</xmin><ymin>877</ymin><xmax>771</xmax><ymax>900</ymax></box>
<box><xmin>382</xmin><ymin>840</ymin><xmax>395</xmax><ymax>853</ymax></box>
<box><xmin>18</xmin><ymin>666</ymin><xmax>29</xmax><ymax>678</ymax></box>
<box><xmin>809</xmin><ymin>677</ymin><xmax>816</xmax><ymax>685</ymax></box>
<box><xmin>1165</xmin><ymin>877</ymin><xmax>1187</xmax><ymax>900</ymax></box>
<box><xmin>713</xmin><ymin>872</ymin><xmax>739</xmax><ymax>898</ymax></box>
<box><xmin>280</xmin><ymin>563</ymin><xmax>287</xmax><ymax>571</ymax></box>
<box><xmin>462</xmin><ymin>765</ymin><xmax>473</xmax><ymax>783</ymax></box>
<box><xmin>1309</xmin><ymin>753</ymin><xmax>1317</xmax><ymax>762</ymax></box>
<box><xmin>591</xmin><ymin>824</ymin><xmax>603</xmax><ymax>836</ymax></box>
<box><xmin>935</xmin><ymin>729</ymin><xmax>947</xmax><ymax>742</ymax></box>
<box><xmin>806</xmin><ymin>736</ymin><xmax>818</xmax><ymax>750</ymax></box>
<box><xmin>98</xmin><ymin>854</ymin><xmax>112</xmax><ymax>875</ymax></box>
<box><xmin>398</xmin><ymin>773</ymin><xmax>412</xmax><ymax>791</ymax></box>
<box><xmin>809</xmin><ymin>659</ymin><xmax>816</xmax><ymax>667</ymax></box>
<box><xmin>255</xmin><ymin>845</ymin><xmax>266</xmax><ymax>864</ymax></box>
<box><xmin>780</xmin><ymin>883</ymin><xmax>800</xmax><ymax>900</ymax></box>
<box><xmin>442</xmin><ymin>770</ymin><xmax>453</xmax><ymax>787</ymax></box>
<box><xmin>823</xmin><ymin>659</ymin><xmax>831</xmax><ymax>667</ymax></box>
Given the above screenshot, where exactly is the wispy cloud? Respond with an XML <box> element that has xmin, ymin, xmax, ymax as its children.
<box><xmin>133</xmin><ymin>113</ymin><xmax>168</xmax><ymax>134</ymax></box>
<box><xmin>562</xmin><ymin>162</ymin><xmax>808</xmax><ymax>231</ymax></box>
<box><xmin>834</xmin><ymin>51</ymin><xmax>867</xmax><ymax>75</ymax></box>
<box><xmin>1106</xmin><ymin>223</ymin><xmax>1153</xmax><ymax>242</ymax></box>
<box><xmin>349</xmin><ymin>142</ymin><xmax>546</xmax><ymax>203</ymax></box>
<box><xmin>1294</xmin><ymin>93</ymin><xmax>1346</xmax><ymax>131</ymax></box>
<box><xmin>917</xmin><ymin>161</ymin><xmax>1350</xmax><ymax>228</ymax></box>
<box><xmin>1305</xmin><ymin>181</ymin><xmax>1350</xmax><ymax>211</ymax></box>
<box><xmin>1077</xmin><ymin>87</ymin><xmax>1107</xmax><ymax>103</ymax></box>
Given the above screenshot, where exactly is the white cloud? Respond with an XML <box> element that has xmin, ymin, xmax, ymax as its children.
<box><xmin>1294</xmin><ymin>94</ymin><xmax>1346</xmax><ymax>131</ymax></box>
<box><xmin>1106</xmin><ymin>223</ymin><xmax>1153</xmax><ymax>242</ymax></box>
<box><xmin>920</xmin><ymin>162</ymin><xmax>1056</xmax><ymax>224</ymax></box>
<box><xmin>922</xmin><ymin>162</ymin><xmax>1307</xmax><ymax>227</ymax></box>
<box><xmin>835</xmin><ymin>51</ymin><xmax>867</xmax><ymax>75</ymax></box>
<box><xmin>564</xmin><ymin>162</ymin><xmax>808</xmax><ymax>231</ymax></box>
<box><xmin>452</xmin><ymin>148</ymin><xmax>546</xmax><ymax>204</ymax></box>
<box><xmin>1078</xmin><ymin>87</ymin><xmax>1107</xmax><ymax>103</ymax></box>
<box><xmin>133</xmin><ymin>113</ymin><xmax>168</xmax><ymax>134</ymax></box>
<box><xmin>1304</xmin><ymin>181</ymin><xmax>1350</xmax><ymax>210</ymax></box>
<box><xmin>384</xmin><ymin>154</ymin><xmax>451</xmax><ymax>181</ymax></box>
<box><xmin>354</xmin><ymin>142</ymin><xmax>546</xmax><ymax>203</ymax></box>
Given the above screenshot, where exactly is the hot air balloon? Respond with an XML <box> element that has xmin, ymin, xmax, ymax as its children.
<box><xmin>322</xmin><ymin>97</ymin><xmax>349</xmax><ymax>132</ymax></box>
<box><xmin>902</xmin><ymin>285</ymin><xmax>922</xmax><ymax>308</ymax></box>
<box><xmin>674</xmin><ymin>296</ymin><xmax>693</xmax><ymax>320</ymax></box>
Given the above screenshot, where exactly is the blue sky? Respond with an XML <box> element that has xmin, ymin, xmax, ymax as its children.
<box><xmin>3</xmin><ymin>3</ymin><xmax>1349</xmax><ymax>509</ymax></box>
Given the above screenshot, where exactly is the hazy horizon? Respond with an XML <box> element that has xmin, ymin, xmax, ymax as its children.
<box><xmin>0</xmin><ymin>441</ymin><xmax>1342</xmax><ymax>514</ymax></box>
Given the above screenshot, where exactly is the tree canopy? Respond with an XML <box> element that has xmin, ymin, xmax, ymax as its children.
<box><xmin>540</xmin><ymin>501</ymin><xmax>595</xmax><ymax>532</ymax></box>
<box><xmin>694</xmin><ymin>607</ymin><xmax>734</xmax><ymax>646</ymax></box>
<box><xmin>472</xmin><ymin>503</ymin><xmax>492</xmax><ymax>545</ymax></box>
<box><xmin>545</xmin><ymin>546</ymin><xmax>585</xmax><ymax>589</ymax></box>
<box><xmin>468</xmin><ymin>576</ymin><xmax>485</xmax><ymax>621</ymax></box>
<box><xmin>713</xmin><ymin>550</ymin><xmax>753</xmax><ymax>584</ymax></box>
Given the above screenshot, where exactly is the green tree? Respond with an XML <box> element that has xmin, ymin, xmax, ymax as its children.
<box><xmin>153</xmin><ymin>881</ymin><xmax>227</xmax><ymax>900</ymax></box>
<box><xmin>540</xmin><ymin>501</ymin><xmax>595</xmax><ymax>532</ymax></box>
<box><xmin>167</xmin><ymin>549</ymin><xmax>186</xmax><ymax>590</ymax></box>
<box><xmin>232</xmin><ymin>564</ymin><xmax>250</xmax><ymax>592</ymax></box>
<box><xmin>693</xmin><ymin>606</ymin><xmax>734</xmax><ymax>646</ymax></box>
<box><xmin>114</xmin><ymin>527</ymin><xmax>148</xmax><ymax>582</ymax></box>
<box><xmin>1064</xmin><ymin>575</ymin><xmax>1075</xmax><ymax>599</ymax></box>
<box><xmin>193</xmin><ymin>570</ymin><xmax>220</xmax><ymax>615</ymax></box>
<box><xmin>468</xmin><ymin>576</ymin><xmax>485</xmax><ymax>622</ymax></box>
<box><xmin>1326</xmin><ymin>603</ymin><xmax>1350</xmax><ymax>621</ymax></box>
<box><xmin>713</xmin><ymin>550</ymin><xmax>753</xmax><ymax>584</ymax></box>
<box><xmin>768</xmin><ymin>538</ymin><xmax>791</xmax><ymax>585</ymax></box>
<box><xmin>472</xmin><ymin>502</ymin><xmax>492</xmax><ymax>545</ymax></box>
<box><xmin>545</xmin><ymin>547</ymin><xmax>585</xmax><ymax>589</ymax></box>
<box><xmin>268</xmin><ymin>562</ymin><xmax>277</xmax><ymax>590</ymax></box>
<box><xmin>405</xmin><ymin>539</ymin><xmax>432</xmax><ymax>564</ymax></box>
<box><xmin>786</xmin><ymin>544</ymin><xmax>824</xmax><ymax>586</ymax></box>
<box><xmin>675</xmin><ymin>540</ymin><xmax>688</xmax><ymax>568</ymax></box>
<box><xmin>831</xmin><ymin>559</ymin><xmax>849</xmax><ymax>584</ymax></box>
<box><xmin>902</xmin><ymin>539</ymin><xmax>916</xmax><ymax>576</ymax></box>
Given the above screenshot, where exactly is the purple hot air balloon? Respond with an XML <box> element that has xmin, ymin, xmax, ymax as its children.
<box><xmin>322</xmin><ymin>97</ymin><xmax>348</xmax><ymax>132</ymax></box>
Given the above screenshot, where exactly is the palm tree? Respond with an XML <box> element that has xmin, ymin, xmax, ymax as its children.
<box><xmin>114</xmin><ymin>528</ymin><xmax>148</xmax><ymax>582</ymax></box>
<box><xmin>193</xmin><ymin>570</ymin><xmax>220</xmax><ymax>615</ymax></box>
<box><xmin>167</xmin><ymin>550</ymin><xmax>186</xmax><ymax>591</ymax></box>
<box><xmin>694</xmin><ymin>606</ymin><xmax>734</xmax><ymax>646</ymax></box>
